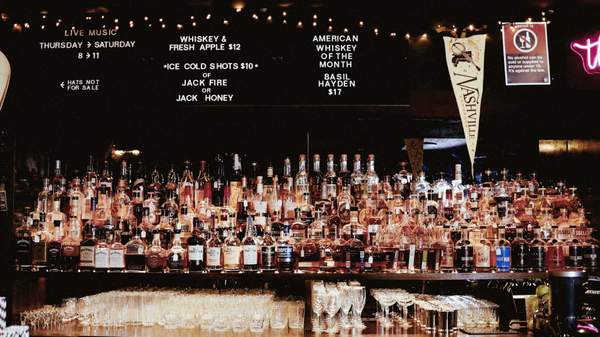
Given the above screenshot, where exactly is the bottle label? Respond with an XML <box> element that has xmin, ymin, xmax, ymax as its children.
<box><xmin>276</xmin><ymin>245</ymin><xmax>294</xmax><ymax>263</ymax></box>
<box><xmin>147</xmin><ymin>254</ymin><xmax>164</xmax><ymax>270</ymax></box>
<box><xmin>126</xmin><ymin>245</ymin><xmax>145</xmax><ymax>255</ymax></box>
<box><xmin>95</xmin><ymin>247</ymin><xmax>109</xmax><ymax>268</ymax></box>
<box><xmin>243</xmin><ymin>245</ymin><xmax>258</xmax><ymax>265</ymax></box>
<box><xmin>62</xmin><ymin>244</ymin><xmax>79</xmax><ymax>257</ymax></box>
<box><xmin>207</xmin><ymin>247</ymin><xmax>221</xmax><ymax>267</ymax></box>
<box><xmin>188</xmin><ymin>245</ymin><xmax>204</xmax><ymax>262</ymax></box>
<box><xmin>476</xmin><ymin>246</ymin><xmax>491</xmax><ymax>268</ymax></box>
<box><xmin>495</xmin><ymin>246</ymin><xmax>511</xmax><ymax>271</ymax></box>
<box><xmin>224</xmin><ymin>246</ymin><xmax>241</xmax><ymax>266</ymax></box>
<box><xmin>261</xmin><ymin>246</ymin><xmax>276</xmax><ymax>269</ymax></box>
<box><xmin>291</xmin><ymin>229</ymin><xmax>305</xmax><ymax>242</ymax></box>
<box><xmin>408</xmin><ymin>245</ymin><xmax>416</xmax><ymax>272</ymax></box>
<box><xmin>368</xmin><ymin>224</ymin><xmax>380</xmax><ymax>234</ymax></box>
<box><xmin>168</xmin><ymin>254</ymin><xmax>184</xmax><ymax>269</ymax></box>
<box><xmin>109</xmin><ymin>249</ymin><xmax>125</xmax><ymax>268</ymax></box>
<box><xmin>79</xmin><ymin>246</ymin><xmax>95</xmax><ymax>267</ymax></box>
<box><xmin>47</xmin><ymin>245</ymin><xmax>61</xmax><ymax>266</ymax></box>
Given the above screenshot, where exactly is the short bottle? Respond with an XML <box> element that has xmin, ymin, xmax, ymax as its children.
<box><xmin>124</xmin><ymin>232</ymin><xmax>147</xmax><ymax>272</ymax></box>
<box><xmin>510</xmin><ymin>225</ymin><xmax>530</xmax><ymax>272</ymax></box>
<box><xmin>61</xmin><ymin>216</ymin><xmax>81</xmax><ymax>272</ymax></box>
<box><xmin>109</xmin><ymin>228</ymin><xmax>125</xmax><ymax>272</ymax></box>
<box><xmin>223</xmin><ymin>223</ymin><xmax>242</xmax><ymax>272</ymax></box>
<box><xmin>79</xmin><ymin>222</ymin><xmax>97</xmax><ymax>272</ymax></box>
<box><xmin>15</xmin><ymin>215</ymin><xmax>33</xmax><ymax>270</ymax></box>
<box><xmin>495</xmin><ymin>225</ymin><xmax>511</xmax><ymax>272</ymax></box>
<box><xmin>206</xmin><ymin>215</ymin><xmax>223</xmax><ymax>273</ymax></box>
<box><xmin>94</xmin><ymin>227</ymin><xmax>110</xmax><ymax>272</ymax></box>
<box><xmin>276</xmin><ymin>221</ymin><xmax>296</xmax><ymax>272</ymax></box>
<box><xmin>146</xmin><ymin>230</ymin><xmax>166</xmax><ymax>272</ymax></box>
<box><xmin>261</xmin><ymin>225</ymin><xmax>277</xmax><ymax>272</ymax></box>
<box><xmin>454</xmin><ymin>226</ymin><xmax>474</xmax><ymax>272</ymax></box>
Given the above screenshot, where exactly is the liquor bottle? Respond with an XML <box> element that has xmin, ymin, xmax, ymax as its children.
<box><xmin>229</xmin><ymin>153</ymin><xmax>243</xmax><ymax>209</ymax></box>
<box><xmin>157</xmin><ymin>210</ymin><xmax>174</xmax><ymax>250</ymax></box>
<box><xmin>346</xmin><ymin>224</ymin><xmax>365</xmax><ymax>273</ymax></box>
<box><xmin>206</xmin><ymin>214</ymin><xmax>223</xmax><ymax>272</ymax></box>
<box><xmin>167</xmin><ymin>228</ymin><xmax>186</xmax><ymax>273</ymax></box>
<box><xmin>124</xmin><ymin>231</ymin><xmax>147</xmax><ymax>272</ymax></box>
<box><xmin>162</xmin><ymin>190</ymin><xmax>179</xmax><ymax>223</ymax></box>
<box><xmin>309</xmin><ymin>154</ymin><xmax>322</xmax><ymax>204</ymax></box>
<box><xmin>46</xmin><ymin>221</ymin><xmax>63</xmax><ymax>272</ymax></box>
<box><xmin>291</xmin><ymin>208</ymin><xmax>307</xmax><ymax>243</ymax></box>
<box><xmin>82</xmin><ymin>181</ymin><xmax>95</xmax><ymax>223</ymax></box>
<box><xmin>223</xmin><ymin>221</ymin><xmax>241</xmax><ymax>272</ymax></box>
<box><xmin>545</xmin><ymin>226</ymin><xmax>565</xmax><ymax>271</ymax></box>
<box><xmin>435</xmin><ymin>225</ymin><xmax>454</xmax><ymax>272</ymax></box>
<box><xmin>61</xmin><ymin>216</ymin><xmax>81</xmax><ymax>272</ymax></box>
<box><xmin>79</xmin><ymin>222</ymin><xmax>97</xmax><ymax>272</ymax></box>
<box><xmin>332</xmin><ymin>227</ymin><xmax>349</xmax><ymax>273</ymax></box>
<box><xmin>112</xmin><ymin>178</ymin><xmax>131</xmax><ymax>223</ymax></box>
<box><xmin>165</xmin><ymin>164</ymin><xmax>179</xmax><ymax>194</ymax></box>
<box><xmin>94</xmin><ymin>227</ymin><xmax>110</xmax><ymax>272</ymax></box>
<box><xmin>454</xmin><ymin>225</ymin><xmax>474</xmax><ymax>272</ymax></box>
<box><xmin>138</xmin><ymin>207</ymin><xmax>154</xmax><ymax>246</ymax></box>
<box><xmin>187</xmin><ymin>217</ymin><xmax>206</xmax><ymax>272</ymax></box>
<box><xmin>338</xmin><ymin>154</ymin><xmax>351</xmax><ymax>190</ymax></box>
<box><xmin>68</xmin><ymin>178</ymin><xmax>84</xmax><ymax>221</ymax></box>
<box><xmin>51</xmin><ymin>160</ymin><xmax>64</xmax><ymax>203</ymax></box>
<box><xmin>178</xmin><ymin>204</ymin><xmax>194</xmax><ymax>242</ymax></box>
<box><xmin>109</xmin><ymin>227</ymin><xmax>125</xmax><ymax>272</ymax></box>
<box><xmin>365</xmin><ymin>154</ymin><xmax>379</xmax><ymax>196</ymax></box>
<box><xmin>495</xmin><ymin>224</ymin><xmax>511</xmax><ymax>272</ymax></box>
<box><xmin>194</xmin><ymin>160</ymin><xmax>211</xmax><ymax>211</ymax></box>
<box><xmin>529</xmin><ymin>230</ymin><xmax>546</xmax><ymax>272</ymax></box>
<box><xmin>451</xmin><ymin>164</ymin><xmax>465</xmax><ymax>206</ymax></box>
<box><xmin>261</xmin><ymin>224</ymin><xmax>277</xmax><ymax>272</ymax></box>
<box><xmin>324</xmin><ymin>154</ymin><xmax>337</xmax><ymax>199</ymax></box>
<box><xmin>296</xmin><ymin>219</ymin><xmax>320</xmax><ymax>273</ymax></box>
<box><xmin>566</xmin><ymin>225</ymin><xmax>584</xmax><ymax>269</ymax></box>
<box><xmin>276</xmin><ymin>221</ymin><xmax>295</xmax><ymax>272</ymax></box>
<box><xmin>295</xmin><ymin>154</ymin><xmax>309</xmax><ymax>202</ymax></box>
<box><xmin>270</xmin><ymin>210</ymin><xmax>284</xmax><ymax>240</ymax></box>
<box><xmin>146</xmin><ymin>230</ymin><xmax>166</xmax><ymax>272</ymax></box>
<box><xmin>37</xmin><ymin>178</ymin><xmax>51</xmax><ymax>217</ymax></box>
<box><xmin>342</xmin><ymin>210</ymin><xmax>366</xmax><ymax>244</ymax></box>
<box><xmin>473</xmin><ymin>226</ymin><xmax>493</xmax><ymax>272</ymax></box>
<box><xmin>510</xmin><ymin>225</ymin><xmax>530</xmax><ymax>272</ymax></box>
<box><xmin>350</xmin><ymin>154</ymin><xmax>364</xmax><ymax>200</ymax></box>
<box><xmin>48</xmin><ymin>198</ymin><xmax>66</xmax><ymax>230</ymax></box>
<box><xmin>212</xmin><ymin>154</ymin><xmax>226</xmax><ymax>207</ymax></box>
<box><xmin>583</xmin><ymin>233</ymin><xmax>599</xmax><ymax>272</ymax></box>
<box><xmin>15</xmin><ymin>215</ymin><xmax>33</xmax><ymax>270</ymax></box>
<box><xmin>179</xmin><ymin>160</ymin><xmax>195</xmax><ymax>209</ymax></box>
<box><xmin>242</xmin><ymin>216</ymin><xmax>259</xmax><ymax>272</ymax></box>
<box><xmin>32</xmin><ymin>214</ymin><xmax>49</xmax><ymax>270</ymax></box>
<box><xmin>120</xmin><ymin>220</ymin><xmax>132</xmax><ymax>245</ymax></box>
<box><xmin>328</xmin><ymin>197</ymin><xmax>343</xmax><ymax>233</ymax></box>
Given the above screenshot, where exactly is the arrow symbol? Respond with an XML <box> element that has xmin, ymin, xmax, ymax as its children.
<box><xmin>87</xmin><ymin>42</ymin><xmax>91</xmax><ymax>48</ymax></box>
<box><xmin>86</xmin><ymin>52</ymin><xmax>90</xmax><ymax>59</ymax></box>
<box><xmin>60</xmin><ymin>82</ymin><xmax>65</xmax><ymax>88</ymax></box>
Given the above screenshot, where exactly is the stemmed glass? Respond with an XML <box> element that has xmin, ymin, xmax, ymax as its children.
<box><xmin>350</xmin><ymin>286</ymin><xmax>366</xmax><ymax>329</ymax></box>
<box><xmin>395</xmin><ymin>291</ymin><xmax>414</xmax><ymax>328</ymax></box>
<box><xmin>311</xmin><ymin>282</ymin><xmax>327</xmax><ymax>333</ymax></box>
<box><xmin>324</xmin><ymin>285</ymin><xmax>341</xmax><ymax>334</ymax></box>
<box><xmin>376</xmin><ymin>289</ymin><xmax>397</xmax><ymax>328</ymax></box>
<box><xmin>337</xmin><ymin>284</ymin><xmax>353</xmax><ymax>329</ymax></box>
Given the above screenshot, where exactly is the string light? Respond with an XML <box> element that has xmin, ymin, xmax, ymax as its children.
<box><xmin>468</xmin><ymin>24</ymin><xmax>474</xmax><ymax>31</ymax></box>
<box><xmin>252</xmin><ymin>13</ymin><xmax>259</xmax><ymax>20</ymax></box>
<box><xmin>148</xmin><ymin>23</ymin><xmax>152</xmax><ymax>27</ymax></box>
<box><xmin>144</xmin><ymin>16</ymin><xmax>148</xmax><ymax>21</ymax></box>
<box><xmin>115</xmin><ymin>25</ymin><xmax>119</xmax><ymax>30</ymax></box>
<box><xmin>390</xmin><ymin>32</ymin><xmax>396</xmax><ymax>37</ymax></box>
<box><xmin>55</xmin><ymin>21</ymin><xmax>60</xmax><ymax>27</ymax></box>
<box><xmin>161</xmin><ymin>23</ymin><xmax>166</xmax><ymax>28</ymax></box>
<box><xmin>114</xmin><ymin>18</ymin><xmax>119</xmax><ymax>23</ymax></box>
<box><xmin>374</xmin><ymin>27</ymin><xmax>379</xmax><ymax>35</ymax></box>
<box><xmin>223</xmin><ymin>19</ymin><xmax>229</xmax><ymax>25</ymax></box>
<box><xmin>176</xmin><ymin>23</ymin><xmax>183</xmax><ymax>30</ymax></box>
<box><xmin>190</xmin><ymin>16</ymin><xmax>194</xmax><ymax>20</ymax></box>
<box><xmin>296</xmin><ymin>21</ymin><xmax>303</xmax><ymax>28</ymax></box>
<box><xmin>405</xmin><ymin>33</ymin><xmax>410</xmax><ymax>40</ymax></box>
<box><xmin>42</xmin><ymin>15</ymin><xmax>46</xmax><ymax>19</ymax></box>
<box><xmin>312</xmin><ymin>21</ymin><xmax>317</xmax><ymax>27</ymax></box>
<box><xmin>235</xmin><ymin>7</ymin><xmax>242</xmax><ymax>13</ymax></box>
<box><xmin>283</xmin><ymin>19</ymin><xmax>287</xmax><ymax>24</ymax></box>
<box><xmin>159</xmin><ymin>18</ymin><xmax>163</xmax><ymax>22</ymax></box>
<box><xmin>312</xmin><ymin>14</ymin><xmax>317</xmax><ymax>20</ymax></box>
<box><xmin>24</xmin><ymin>22</ymin><xmax>29</xmax><ymax>29</ymax></box>
<box><xmin>102</xmin><ymin>24</ymin><xmax>106</xmax><ymax>28</ymax></box>
<box><xmin>527</xmin><ymin>17</ymin><xmax>532</xmax><ymax>22</ymax></box>
<box><xmin>282</xmin><ymin>11</ymin><xmax>287</xmax><ymax>17</ymax></box>
<box><xmin>192</xmin><ymin>21</ymin><xmax>197</xmax><ymax>27</ymax></box>
<box><xmin>359</xmin><ymin>21</ymin><xmax>364</xmax><ymax>27</ymax></box>
<box><xmin>421</xmin><ymin>33</ymin><xmax>428</xmax><ymax>39</ymax></box>
<box><xmin>129</xmin><ymin>20</ymin><xmax>134</xmax><ymax>27</ymax></box>
<box><xmin>40</xmin><ymin>24</ymin><xmax>45</xmax><ymax>30</ymax></box>
<box><xmin>206</xmin><ymin>14</ymin><xmax>211</xmax><ymax>20</ymax></box>
<box><xmin>85</xmin><ymin>16</ymin><xmax>91</xmax><ymax>21</ymax></box>
<box><xmin>267</xmin><ymin>15</ymin><xmax>272</xmax><ymax>23</ymax></box>
<box><xmin>101</xmin><ymin>15</ymin><xmax>105</xmax><ymax>19</ymax></box>
<box><xmin>328</xmin><ymin>18</ymin><xmax>332</xmax><ymax>23</ymax></box>
<box><xmin>71</xmin><ymin>25</ymin><xmax>75</xmax><ymax>30</ymax></box>
<box><xmin>343</xmin><ymin>27</ymin><xmax>348</xmax><ymax>33</ymax></box>
<box><xmin>327</xmin><ymin>26</ymin><xmax>333</xmax><ymax>32</ymax></box>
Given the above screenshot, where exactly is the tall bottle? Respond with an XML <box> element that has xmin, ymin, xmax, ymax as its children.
<box><xmin>212</xmin><ymin>155</ymin><xmax>226</xmax><ymax>207</ymax></box>
<box><xmin>179</xmin><ymin>160</ymin><xmax>195</xmax><ymax>209</ymax></box>
<box><xmin>94</xmin><ymin>227</ymin><xmax>110</xmax><ymax>272</ymax></box>
<box><xmin>529</xmin><ymin>230</ymin><xmax>546</xmax><ymax>272</ymax></box>
<box><xmin>206</xmin><ymin>214</ymin><xmax>223</xmax><ymax>272</ymax></box>
<box><xmin>46</xmin><ymin>221</ymin><xmax>63</xmax><ymax>272</ymax></box>
<box><xmin>188</xmin><ymin>218</ymin><xmax>206</xmax><ymax>272</ymax></box>
<box><xmin>295</xmin><ymin>154</ymin><xmax>309</xmax><ymax>202</ymax></box>
<box><xmin>473</xmin><ymin>225</ymin><xmax>493</xmax><ymax>272</ymax></box>
<box><xmin>365</xmin><ymin>154</ymin><xmax>379</xmax><ymax>196</ymax></box>
<box><xmin>350</xmin><ymin>154</ymin><xmax>364</xmax><ymax>200</ymax></box>
<box><xmin>261</xmin><ymin>223</ymin><xmax>277</xmax><ymax>272</ymax></box>
<box><xmin>276</xmin><ymin>221</ymin><xmax>296</xmax><ymax>272</ymax></box>
<box><xmin>495</xmin><ymin>224</ymin><xmax>511</xmax><ymax>272</ymax></box>
<box><xmin>79</xmin><ymin>222</ymin><xmax>96</xmax><ymax>272</ymax></box>
<box><xmin>32</xmin><ymin>214</ymin><xmax>50</xmax><ymax>270</ymax></box>
<box><xmin>223</xmin><ymin>220</ymin><xmax>241</xmax><ymax>272</ymax></box>
<box><xmin>15</xmin><ymin>215</ymin><xmax>33</xmax><ymax>270</ymax></box>
<box><xmin>242</xmin><ymin>216</ymin><xmax>259</xmax><ymax>272</ymax></box>
<box><xmin>61</xmin><ymin>216</ymin><xmax>81</xmax><ymax>272</ymax></box>
<box><xmin>454</xmin><ymin>225</ymin><xmax>474</xmax><ymax>272</ymax></box>
<box><xmin>309</xmin><ymin>154</ymin><xmax>323</xmax><ymax>203</ymax></box>
<box><xmin>229</xmin><ymin>154</ymin><xmax>243</xmax><ymax>209</ymax></box>
<box><xmin>510</xmin><ymin>224</ymin><xmax>530</xmax><ymax>272</ymax></box>
<box><xmin>109</xmin><ymin>226</ymin><xmax>125</xmax><ymax>272</ymax></box>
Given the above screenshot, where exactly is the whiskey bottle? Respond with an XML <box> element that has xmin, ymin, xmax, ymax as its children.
<box><xmin>15</xmin><ymin>214</ymin><xmax>33</xmax><ymax>270</ymax></box>
<box><xmin>296</xmin><ymin>220</ymin><xmax>320</xmax><ymax>273</ymax></box>
<box><xmin>261</xmin><ymin>225</ymin><xmax>277</xmax><ymax>272</ymax></box>
<box><xmin>146</xmin><ymin>230</ymin><xmax>166</xmax><ymax>272</ymax></box>
<box><xmin>529</xmin><ymin>230</ymin><xmax>546</xmax><ymax>272</ymax></box>
<box><xmin>338</xmin><ymin>154</ymin><xmax>351</xmax><ymax>190</ymax></box>
<box><xmin>94</xmin><ymin>227</ymin><xmax>110</xmax><ymax>272</ymax></box>
<box><xmin>206</xmin><ymin>214</ymin><xmax>223</xmax><ymax>272</ymax></box>
<box><xmin>350</xmin><ymin>154</ymin><xmax>364</xmax><ymax>200</ymax></box>
<box><xmin>291</xmin><ymin>208</ymin><xmax>307</xmax><ymax>243</ymax></box>
<box><xmin>179</xmin><ymin>160</ymin><xmax>195</xmax><ymax>209</ymax></box>
<box><xmin>454</xmin><ymin>226</ymin><xmax>474</xmax><ymax>272</ymax></box>
<box><xmin>212</xmin><ymin>154</ymin><xmax>226</xmax><ymax>207</ymax></box>
<box><xmin>229</xmin><ymin>153</ymin><xmax>243</xmax><ymax>209</ymax></box>
<box><xmin>365</xmin><ymin>154</ymin><xmax>379</xmax><ymax>196</ymax></box>
<box><xmin>309</xmin><ymin>154</ymin><xmax>322</xmax><ymax>204</ymax></box>
<box><xmin>167</xmin><ymin>228</ymin><xmax>186</xmax><ymax>273</ymax></box>
<box><xmin>46</xmin><ymin>221</ymin><xmax>63</xmax><ymax>272</ymax></box>
<box><xmin>223</xmin><ymin>221</ymin><xmax>241</xmax><ymax>272</ymax></box>
<box><xmin>61</xmin><ymin>216</ymin><xmax>81</xmax><ymax>272</ymax></box>
<box><xmin>295</xmin><ymin>154</ymin><xmax>309</xmax><ymax>202</ymax></box>
<box><xmin>242</xmin><ymin>216</ymin><xmax>259</xmax><ymax>272</ymax></box>
<box><xmin>495</xmin><ymin>224</ymin><xmax>511</xmax><ymax>272</ymax></box>
<box><xmin>510</xmin><ymin>225</ymin><xmax>530</xmax><ymax>272</ymax></box>
<box><xmin>276</xmin><ymin>221</ymin><xmax>295</xmax><ymax>272</ymax></box>
<box><xmin>79</xmin><ymin>222</ymin><xmax>96</xmax><ymax>272</ymax></box>
<box><xmin>124</xmin><ymin>232</ymin><xmax>146</xmax><ymax>272</ymax></box>
<box><xmin>346</xmin><ymin>224</ymin><xmax>365</xmax><ymax>273</ymax></box>
<box><xmin>187</xmin><ymin>217</ymin><xmax>206</xmax><ymax>272</ymax></box>
<box><xmin>109</xmin><ymin>227</ymin><xmax>125</xmax><ymax>272</ymax></box>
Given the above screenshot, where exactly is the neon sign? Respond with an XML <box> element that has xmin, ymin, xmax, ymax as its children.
<box><xmin>571</xmin><ymin>32</ymin><xmax>600</xmax><ymax>75</ymax></box>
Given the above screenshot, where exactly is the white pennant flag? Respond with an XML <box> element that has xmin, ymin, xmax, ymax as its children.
<box><xmin>443</xmin><ymin>34</ymin><xmax>486</xmax><ymax>176</ymax></box>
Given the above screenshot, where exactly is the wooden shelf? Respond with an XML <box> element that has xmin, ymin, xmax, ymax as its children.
<box><xmin>13</xmin><ymin>270</ymin><xmax>549</xmax><ymax>282</ymax></box>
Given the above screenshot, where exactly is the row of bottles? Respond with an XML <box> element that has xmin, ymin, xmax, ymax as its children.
<box><xmin>14</xmin><ymin>154</ymin><xmax>598</xmax><ymax>273</ymax></box>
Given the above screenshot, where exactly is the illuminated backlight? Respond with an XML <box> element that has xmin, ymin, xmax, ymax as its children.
<box><xmin>571</xmin><ymin>33</ymin><xmax>600</xmax><ymax>74</ymax></box>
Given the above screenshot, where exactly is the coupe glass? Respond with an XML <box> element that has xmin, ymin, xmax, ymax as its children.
<box><xmin>395</xmin><ymin>291</ymin><xmax>415</xmax><ymax>328</ymax></box>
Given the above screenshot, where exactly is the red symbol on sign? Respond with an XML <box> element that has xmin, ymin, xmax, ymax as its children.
<box><xmin>513</xmin><ymin>28</ymin><xmax>538</xmax><ymax>53</ymax></box>
<box><xmin>571</xmin><ymin>33</ymin><xmax>600</xmax><ymax>75</ymax></box>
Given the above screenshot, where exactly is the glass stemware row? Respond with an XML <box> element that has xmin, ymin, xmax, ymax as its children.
<box><xmin>311</xmin><ymin>281</ymin><xmax>366</xmax><ymax>334</ymax></box>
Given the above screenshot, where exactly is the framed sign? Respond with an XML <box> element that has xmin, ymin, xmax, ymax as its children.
<box><xmin>501</xmin><ymin>22</ymin><xmax>551</xmax><ymax>86</ymax></box>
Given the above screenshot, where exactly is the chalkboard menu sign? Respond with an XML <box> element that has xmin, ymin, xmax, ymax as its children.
<box><xmin>1</xmin><ymin>17</ymin><xmax>409</xmax><ymax>113</ymax></box>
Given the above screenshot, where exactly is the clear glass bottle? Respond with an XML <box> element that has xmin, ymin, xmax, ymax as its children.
<box><xmin>167</xmin><ymin>228</ymin><xmax>186</xmax><ymax>273</ymax></box>
<box><xmin>109</xmin><ymin>227</ymin><xmax>125</xmax><ymax>272</ymax></box>
<box><xmin>474</xmin><ymin>225</ymin><xmax>493</xmax><ymax>272</ymax></box>
<box><xmin>94</xmin><ymin>227</ymin><xmax>110</xmax><ymax>272</ymax></box>
<box><xmin>291</xmin><ymin>208</ymin><xmax>307</xmax><ymax>243</ymax></box>
<box><xmin>338</xmin><ymin>154</ymin><xmax>351</xmax><ymax>191</ymax></box>
<box><xmin>61</xmin><ymin>216</ymin><xmax>81</xmax><ymax>272</ymax></box>
<box><xmin>350</xmin><ymin>154</ymin><xmax>364</xmax><ymax>201</ymax></box>
<box><xmin>261</xmin><ymin>224</ymin><xmax>277</xmax><ymax>272</ymax></box>
<box><xmin>295</xmin><ymin>154</ymin><xmax>309</xmax><ymax>203</ymax></box>
<box><xmin>309</xmin><ymin>154</ymin><xmax>323</xmax><ymax>204</ymax></box>
<box><xmin>454</xmin><ymin>225</ymin><xmax>474</xmax><ymax>272</ymax></box>
<box><xmin>242</xmin><ymin>216</ymin><xmax>259</xmax><ymax>272</ymax></box>
<box><xmin>223</xmin><ymin>222</ymin><xmax>241</xmax><ymax>272</ymax></box>
<box><xmin>32</xmin><ymin>215</ymin><xmax>49</xmax><ymax>271</ymax></box>
<box><xmin>146</xmin><ymin>230</ymin><xmax>166</xmax><ymax>272</ymax></box>
<box><xmin>365</xmin><ymin>154</ymin><xmax>379</xmax><ymax>196</ymax></box>
<box><xmin>179</xmin><ymin>160</ymin><xmax>195</xmax><ymax>209</ymax></box>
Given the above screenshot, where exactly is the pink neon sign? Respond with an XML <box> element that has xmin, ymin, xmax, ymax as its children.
<box><xmin>571</xmin><ymin>32</ymin><xmax>600</xmax><ymax>75</ymax></box>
